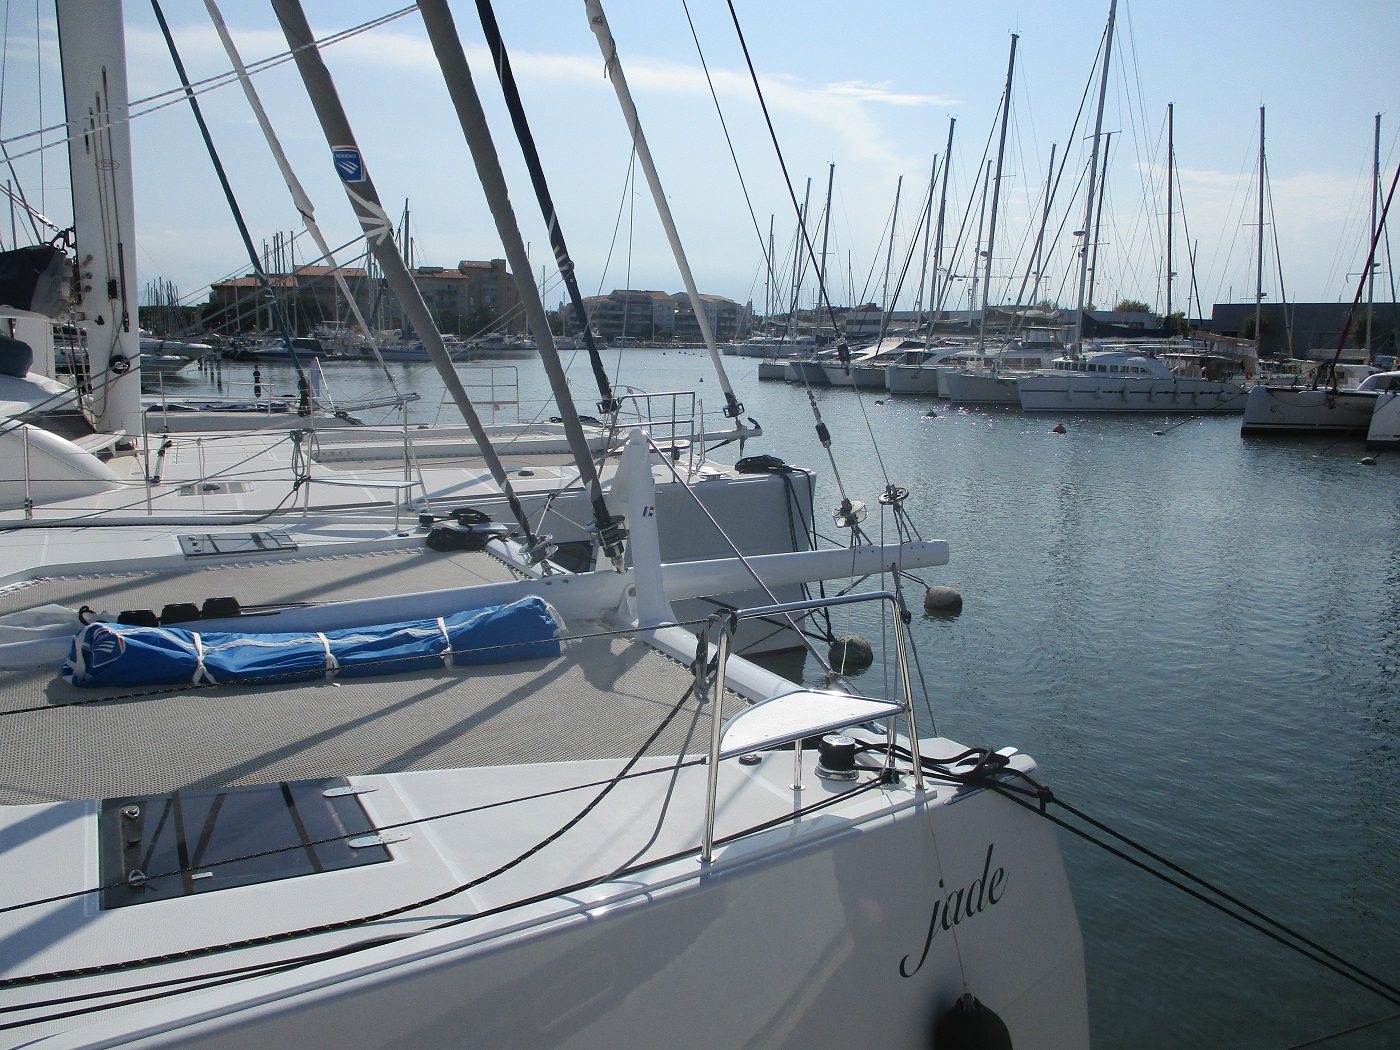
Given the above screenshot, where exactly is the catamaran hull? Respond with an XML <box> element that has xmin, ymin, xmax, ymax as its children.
<box><xmin>943</xmin><ymin>371</ymin><xmax>1021</xmax><ymax>404</ymax></box>
<box><xmin>885</xmin><ymin>364</ymin><xmax>946</xmax><ymax>396</ymax></box>
<box><xmin>1366</xmin><ymin>390</ymin><xmax>1400</xmax><ymax>448</ymax></box>
<box><xmin>6</xmin><ymin>781</ymin><xmax>1086</xmax><ymax>1050</ymax></box>
<box><xmin>1018</xmin><ymin>376</ymin><xmax>1247</xmax><ymax>413</ymax></box>
<box><xmin>1240</xmin><ymin>385</ymin><xmax>1378</xmax><ymax>434</ymax></box>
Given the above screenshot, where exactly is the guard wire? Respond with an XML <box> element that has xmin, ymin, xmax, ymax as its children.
<box><xmin>1</xmin><ymin>754</ymin><xmax>889</xmax><ymax>1025</ymax></box>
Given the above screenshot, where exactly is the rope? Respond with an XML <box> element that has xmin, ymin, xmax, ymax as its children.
<box><xmin>913</xmin><ymin>751</ymin><xmax>1400</xmax><ymax>1009</ymax></box>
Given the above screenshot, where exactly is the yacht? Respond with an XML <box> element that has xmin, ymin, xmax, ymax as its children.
<box><xmin>942</xmin><ymin>343</ymin><xmax>1062</xmax><ymax>405</ymax></box>
<box><xmin>0</xmin><ymin>4</ymin><xmax>1091</xmax><ymax>1046</ymax></box>
<box><xmin>1240</xmin><ymin>365</ymin><xmax>1400</xmax><ymax>435</ymax></box>
<box><xmin>1016</xmin><ymin>347</ymin><xmax>1248</xmax><ymax>413</ymax></box>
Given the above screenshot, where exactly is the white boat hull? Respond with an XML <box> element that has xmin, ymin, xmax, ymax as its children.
<box><xmin>1366</xmin><ymin>390</ymin><xmax>1400</xmax><ymax>448</ymax></box>
<box><xmin>0</xmin><ymin>762</ymin><xmax>1087</xmax><ymax>1049</ymax></box>
<box><xmin>884</xmin><ymin>363</ymin><xmax>943</xmax><ymax>395</ymax></box>
<box><xmin>943</xmin><ymin>371</ymin><xmax>1021</xmax><ymax>404</ymax></box>
<box><xmin>1018</xmin><ymin>375</ymin><xmax>1247</xmax><ymax>413</ymax></box>
<box><xmin>1240</xmin><ymin>384</ymin><xmax>1378</xmax><ymax>434</ymax></box>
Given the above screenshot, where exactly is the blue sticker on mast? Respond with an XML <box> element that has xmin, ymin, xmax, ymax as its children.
<box><xmin>333</xmin><ymin>146</ymin><xmax>365</xmax><ymax>183</ymax></box>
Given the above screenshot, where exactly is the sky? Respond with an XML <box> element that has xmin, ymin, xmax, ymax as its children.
<box><xmin>2</xmin><ymin>0</ymin><xmax>1398</xmax><ymax>325</ymax></box>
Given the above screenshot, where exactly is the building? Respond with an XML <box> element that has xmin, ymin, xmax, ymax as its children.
<box><xmin>1208</xmin><ymin>301</ymin><xmax>1397</xmax><ymax>360</ymax></box>
<box><xmin>579</xmin><ymin>289</ymin><xmax>750</xmax><ymax>345</ymax></box>
<box><xmin>205</xmin><ymin>258</ymin><xmax>522</xmax><ymax>337</ymax></box>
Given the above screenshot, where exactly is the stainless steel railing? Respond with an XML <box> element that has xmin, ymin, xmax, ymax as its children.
<box><xmin>696</xmin><ymin>590</ymin><xmax>923</xmax><ymax>863</ymax></box>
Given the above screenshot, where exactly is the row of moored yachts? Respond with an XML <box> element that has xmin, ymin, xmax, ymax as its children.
<box><xmin>742</xmin><ymin>332</ymin><xmax>1400</xmax><ymax>444</ymax></box>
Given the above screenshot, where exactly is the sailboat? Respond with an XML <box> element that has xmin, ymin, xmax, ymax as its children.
<box><xmin>0</xmin><ymin>0</ymin><xmax>836</xmax><ymax>655</ymax></box>
<box><xmin>1013</xmin><ymin>1</ymin><xmax>1248</xmax><ymax>416</ymax></box>
<box><xmin>0</xmin><ymin>3</ymin><xmax>1090</xmax><ymax>1045</ymax></box>
<box><xmin>1241</xmin><ymin>114</ymin><xmax>1400</xmax><ymax>436</ymax></box>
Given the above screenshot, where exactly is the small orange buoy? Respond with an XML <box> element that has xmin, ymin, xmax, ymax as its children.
<box><xmin>1051</xmin><ymin>423</ymin><xmax>1066</xmax><ymax>434</ymax></box>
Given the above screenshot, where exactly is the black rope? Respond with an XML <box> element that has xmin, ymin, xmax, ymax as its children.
<box><xmin>0</xmin><ymin>759</ymin><xmax>701</xmax><ymax>922</ymax></box>
<box><xmin>1275</xmin><ymin>1012</ymin><xmax>1400</xmax><ymax>1049</ymax></box>
<box><xmin>0</xmin><ymin>673</ymin><xmax>702</xmax><ymax>991</ymax></box>
<box><xmin>2</xmin><ymin>759</ymin><xmax>888</xmax><ymax>1027</ymax></box>
<box><xmin>908</xmin><ymin>748</ymin><xmax>1400</xmax><ymax>1009</ymax></box>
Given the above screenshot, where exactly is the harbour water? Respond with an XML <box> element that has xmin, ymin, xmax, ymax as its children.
<box><xmin>168</xmin><ymin>350</ymin><xmax>1400</xmax><ymax>1048</ymax></box>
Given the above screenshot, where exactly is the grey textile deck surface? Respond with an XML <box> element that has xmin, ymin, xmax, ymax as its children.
<box><xmin>0</xmin><ymin>633</ymin><xmax>741</xmax><ymax>804</ymax></box>
<box><xmin>0</xmin><ymin>546</ymin><xmax>742</xmax><ymax>804</ymax></box>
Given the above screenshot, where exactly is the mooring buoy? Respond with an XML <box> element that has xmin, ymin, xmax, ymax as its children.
<box><xmin>829</xmin><ymin>635</ymin><xmax>874</xmax><ymax>673</ymax></box>
<box><xmin>924</xmin><ymin>585</ymin><xmax>963</xmax><ymax>617</ymax></box>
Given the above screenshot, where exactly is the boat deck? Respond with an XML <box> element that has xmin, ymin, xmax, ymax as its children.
<box><xmin>0</xmin><ymin>547</ymin><xmax>743</xmax><ymax>804</ymax></box>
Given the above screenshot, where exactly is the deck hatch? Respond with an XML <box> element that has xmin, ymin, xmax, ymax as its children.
<box><xmin>178</xmin><ymin>531</ymin><xmax>297</xmax><ymax>557</ymax></box>
<box><xmin>98</xmin><ymin>778</ymin><xmax>391</xmax><ymax>910</ymax></box>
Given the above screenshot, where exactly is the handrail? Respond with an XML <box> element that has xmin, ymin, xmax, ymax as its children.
<box><xmin>698</xmin><ymin>588</ymin><xmax>922</xmax><ymax>863</ymax></box>
<box><xmin>608</xmin><ymin>389</ymin><xmax>697</xmax><ymax>465</ymax></box>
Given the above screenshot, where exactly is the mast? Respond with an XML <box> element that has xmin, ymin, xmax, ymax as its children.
<box><xmin>416</xmin><ymin>0</ymin><xmax>626</xmax><ymax>562</ymax></box>
<box><xmin>1255</xmin><ymin>105</ymin><xmax>1265</xmax><ymax>356</ymax></box>
<box><xmin>916</xmin><ymin>154</ymin><xmax>936</xmax><ymax>319</ymax></box>
<box><xmin>204</xmin><ymin>0</ymin><xmax>402</xmax><ymax>394</ymax></box>
<box><xmin>584</xmin><ymin>0</ymin><xmax>746</xmax><ymax>424</ymax></box>
<box><xmin>931</xmin><ymin>117</ymin><xmax>955</xmax><ymax>324</ymax></box>
<box><xmin>969</xmin><ymin>162</ymin><xmax>990</xmax><ymax>324</ymax></box>
<box><xmin>978</xmin><ymin>33</ymin><xmax>1018</xmax><ymax>354</ymax></box>
<box><xmin>818</xmin><ymin>163</ymin><xmax>835</xmax><ymax>324</ymax></box>
<box><xmin>1086</xmin><ymin>131</ymin><xmax>1113</xmax><ymax>314</ymax></box>
<box><xmin>765</xmin><ymin>214</ymin><xmax>774</xmax><ymax>330</ymax></box>
<box><xmin>55</xmin><ymin>0</ymin><xmax>143</xmax><ymax>436</ymax></box>
<box><xmin>1029</xmin><ymin>142</ymin><xmax>1056</xmax><ymax>308</ymax></box>
<box><xmin>1071</xmin><ymin>0</ymin><xmax>1118</xmax><ymax>357</ymax></box>
<box><xmin>269</xmin><ymin>0</ymin><xmax>542</xmax><ymax>550</ymax></box>
<box><xmin>471</xmin><ymin>0</ymin><xmax>618</xmax><ymax>412</ymax></box>
<box><xmin>1165</xmin><ymin>103</ymin><xmax>1174</xmax><ymax>322</ymax></box>
<box><xmin>795</xmin><ymin>178</ymin><xmax>812</xmax><ymax>330</ymax></box>
<box><xmin>1367</xmin><ymin>112</ymin><xmax>1380</xmax><ymax>360</ymax></box>
<box><xmin>881</xmin><ymin>176</ymin><xmax>903</xmax><ymax>337</ymax></box>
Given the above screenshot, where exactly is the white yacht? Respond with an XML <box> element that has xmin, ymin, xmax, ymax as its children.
<box><xmin>0</xmin><ymin>429</ymin><xmax>1088</xmax><ymax>1049</ymax></box>
<box><xmin>1240</xmin><ymin>366</ymin><xmax>1400</xmax><ymax>435</ymax></box>
<box><xmin>0</xmin><ymin>5</ymin><xmax>1092</xmax><ymax>1046</ymax></box>
<box><xmin>883</xmin><ymin>340</ymin><xmax>977</xmax><ymax>396</ymax></box>
<box><xmin>722</xmin><ymin>333</ymin><xmax>815</xmax><ymax>358</ymax></box>
<box><xmin>1016</xmin><ymin>347</ymin><xmax>1248</xmax><ymax>413</ymax></box>
<box><xmin>942</xmin><ymin>343</ymin><xmax>1062</xmax><ymax>405</ymax></box>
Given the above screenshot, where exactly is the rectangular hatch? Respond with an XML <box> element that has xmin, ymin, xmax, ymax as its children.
<box><xmin>178</xmin><ymin>531</ymin><xmax>296</xmax><ymax>557</ymax></box>
<box><xmin>99</xmin><ymin>778</ymin><xmax>393</xmax><ymax>910</ymax></box>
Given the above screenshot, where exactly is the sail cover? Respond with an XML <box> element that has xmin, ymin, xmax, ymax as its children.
<box><xmin>62</xmin><ymin>596</ymin><xmax>561</xmax><ymax>689</ymax></box>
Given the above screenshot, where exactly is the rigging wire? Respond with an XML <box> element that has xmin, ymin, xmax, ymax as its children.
<box><xmin>0</xmin><ymin>7</ymin><xmax>419</xmax><ymax>165</ymax></box>
<box><xmin>678</xmin><ymin>0</ymin><xmax>778</xmax><ymax>304</ymax></box>
<box><xmin>150</xmin><ymin>0</ymin><xmax>306</xmax><ymax>382</ymax></box>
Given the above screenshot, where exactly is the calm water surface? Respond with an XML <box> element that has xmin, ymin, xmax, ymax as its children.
<box><xmin>179</xmin><ymin>350</ymin><xmax>1400</xmax><ymax>1049</ymax></box>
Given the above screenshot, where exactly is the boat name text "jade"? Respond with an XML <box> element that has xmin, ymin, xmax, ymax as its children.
<box><xmin>899</xmin><ymin>843</ymin><xmax>1006</xmax><ymax>978</ymax></box>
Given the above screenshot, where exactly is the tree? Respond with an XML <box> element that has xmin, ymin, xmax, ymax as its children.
<box><xmin>1113</xmin><ymin>298</ymin><xmax>1152</xmax><ymax>314</ymax></box>
<box><xmin>1166</xmin><ymin>311</ymin><xmax>1191</xmax><ymax>338</ymax></box>
<box><xmin>463</xmin><ymin>305</ymin><xmax>497</xmax><ymax>338</ymax></box>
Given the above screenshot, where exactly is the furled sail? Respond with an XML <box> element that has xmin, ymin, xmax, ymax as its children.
<box><xmin>62</xmin><ymin>596</ymin><xmax>561</xmax><ymax>688</ymax></box>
